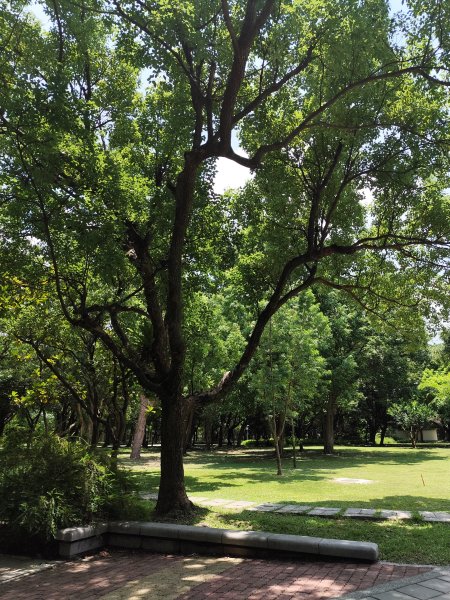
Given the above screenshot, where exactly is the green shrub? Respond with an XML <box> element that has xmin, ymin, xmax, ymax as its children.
<box><xmin>0</xmin><ymin>428</ymin><xmax>129</xmax><ymax>541</ymax></box>
<box><xmin>241</xmin><ymin>438</ymin><xmax>274</xmax><ymax>448</ymax></box>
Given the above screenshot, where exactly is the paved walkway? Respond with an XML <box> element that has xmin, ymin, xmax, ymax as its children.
<box><xmin>2</xmin><ymin>550</ymin><xmax>445</xmax><ymax>600</ymax></box>
<box><xmin>140</xmin><ymin>494</ymin><xmax>450</xmax><ymax>523</ymax></box>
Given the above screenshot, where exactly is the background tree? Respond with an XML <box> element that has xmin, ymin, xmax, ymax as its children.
<box><xmin>250</xmin><ymin>291</ymin><xmax>329</xmax><ymax>473</ymax></box>
<box><xmin>388</xmin><ymin>400</ymin><xmax>436</xmax><ymax>448</ymax></box>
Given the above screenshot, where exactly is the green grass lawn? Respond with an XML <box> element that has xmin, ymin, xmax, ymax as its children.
<box><xmin>118</xmin><ymin>445</ymin><xmax>450</xmax><ymax>565</ymax></box>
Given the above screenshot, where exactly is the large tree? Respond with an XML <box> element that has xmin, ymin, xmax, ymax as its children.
<box><xmin>1</xmin><ymin>0</ymin><xmax>449</xmax><ymax>514</ymax></box>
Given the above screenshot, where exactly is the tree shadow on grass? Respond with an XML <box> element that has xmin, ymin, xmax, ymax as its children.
<box><xmin>181</xmin><ymin>446</ymin><xmax>448</xmax><ymax>469</ymax></box>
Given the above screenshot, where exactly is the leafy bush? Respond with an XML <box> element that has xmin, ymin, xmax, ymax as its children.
<box><xmin>241</xmin><ymin>438</ymin><xmax>274</xmax><ymax>448</ymax></box>
<box><xmin>0</xmin><ymin>428</ymin><xmax>129</xmax><ymax>541</ymax></box>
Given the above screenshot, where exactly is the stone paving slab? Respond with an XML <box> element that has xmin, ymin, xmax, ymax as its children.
<box><xmin>221</xmin><ymin>500</ymin><xmax>255</xmax><ymax>508</ymax></box>
<box><xmin>344</xmin><ymin>509</ymin><xmax>377</xmax><ymax>518</ymax></box>
<box><xmin>309</xmin><ymin>507</ymin><xmax>341</xmax><ymax>516</ymax></box>
<box><xmin>332</xmin><ymin>568</ymin><xmax>450</xmax><ymax>600</ymax></box>
<box><xmin>420</xmin><ymin>580</ymin><xmax>450</xmax><ymax>593</ymax></box>
<box><xmin>199</xmin><ymin>498</ymin><xmax>231</xmax><ymax>506</ymax></box>
<box><xmin>139</xmin><ymin>492</ymin><xmax>158</xmax><ymax>500</ymax></box>
<box><xmin>420</xmin><ymin>512</ymin><xmax>450</xmax><ymax>523</ymax></box>
<box><xmin>380</xmin><ymin>510</ymin><xmax>413</xmax><ymax>520</ymax></box>
<box><xmin>395</xmin><ymin>583</ymin><xmax>443</xmax><ymax>599</ymax></box>
<box><xmin>275</xmin><ymin>504</ymin><xmax>312</xmax><ymax>514</ymax></box>
<box><xmin>248</xmin><ymin>502</ymin><xmax>285</xmax><ymax>512</ymax></box>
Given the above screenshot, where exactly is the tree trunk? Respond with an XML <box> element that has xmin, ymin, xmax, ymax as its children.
<box><xmin>271</xmin><ymin>413</ymin><xmax>283</xmax><ymax>476</ymax></box>
<box><xmin>367</xmin><ymin>420</ymin><xmax>377</xmax><ymax>445</ymax></box>
<box><xmin>277</xmin><ymin>414</ymin><xmax>286</xmax><ymax>458</ymax></box>
<box><xmin>182</xmin><ymin>398</ymin><xmax>196</xmax><ymax>454</ymax></box>
<box><xmin>379</xmin><ymin>422</ymin><xmax>388</xmax><ymax>446</ymax></box>
<box><xmin>323</xmin><ymin>396</ymin><xmax>336</xmax><ymax>454</ymax></box>
<box><xmin>291</xmin><ymin>417</ymin><xmax>297</xmax><ymax>469</ymax></box>
<box><xmin>130</xmin><ymin>394</ymin><xmax>149</xmax><ymax>459</ymax></box>
<box><xmin>204</xmin><ymin>417</ymin><xmax>213</xmax><ymax>450</ymax></box>
<box><xmin>155</xmin><ymin>395</ymin><xmax>193</xmax><ymax>515</ymax></box>
<box><xmin>236</xmin><ymin>421</ymin><xmax>246</xmax><ymax>446</ymax></box>
<box><xmin>217</xmin><ymin>418</ymin><xmax>224</xmax><ymax>447</ymax></box>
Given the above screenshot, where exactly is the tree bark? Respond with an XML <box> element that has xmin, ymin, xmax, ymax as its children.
<box><xmin>291</xmin><ymin>417</ymin><xmax>297</xmax><ymax>469</ymax></box>
<box><xmin>236</xmin><ymin>421</ymin><xmax>247</xmax><ymax>446</ymax></box>
<box><xmin>271</xmin><ymin>413</ymin><xmax>283</xmax><ymax>476</ymax></box>
<box><xmin>182</xmin><ymin>398</ymin><xmax>196</xmax><ymax>454</ymax></box>
<box><xmin>379</xmin><ymin>422</ymin><xmax>388</xmax><ymax>446</ymax></box>
<box><xmin>155</xmin><ymin>394</ymin><xmax>193</xmax><ymax>515</ymax></box>
<box><xmin>130</xmin><ymin>394</ymin><xmax>149</xmax><ymax>459</ymax></box>
<box><xmin>323</xmin><ymin>396</ymin><xmax>336</xmax><ymax>454</ymax></box>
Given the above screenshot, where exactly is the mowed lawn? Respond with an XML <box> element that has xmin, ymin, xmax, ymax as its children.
<box><xmin>119</xmin><ymin>445</ymin><xmax>450</xmax><ymax>565</ymax></box>
<box><xmin>122</xmin><ymin>445</ymin><xmax>450</xmax><ymax>512</ymax></box>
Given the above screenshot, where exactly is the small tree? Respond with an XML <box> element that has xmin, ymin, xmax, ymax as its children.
<box><xmin>251</xmin><ymin>292</ymin><xmax>329</xmax><ymax>474</ymax></box>
<box><xmin>388</xmin><ymin>400</ymin><xmax>436</xmax><ymax>448</ymax></box>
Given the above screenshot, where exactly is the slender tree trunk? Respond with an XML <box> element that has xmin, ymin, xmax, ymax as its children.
<box><xmin>236</xmin><ymin>421</ymin><xmax>246</xmax><ymax>446</ymax></box>
<box><xmin>323</xmin><ymin>396</ymin><xmax>336</xmax><ymax>454</ymax></box>
<box><xmin>91</xmin><ymin>418</ymin><xmax>100</xmax><ymax>449</ymax></box>
<box><xmin>277</xmin><ymin>414</ymin><xmax>286</xmax><ymax>458</ymax></box>
<box><xmin>204</xmin><ymin>417</ymin><xmax>213</xmax><ymax>450</ymax></box>
<box><xmin>182</xmin><ymin>398</ymin><xmax>195</xmax><ymax>454</ymax></box>
<box><xmin>155</xmin><ymin>394</ymin><xmax>193</xmax><ymax>515</ymax></box>
<box><xmin>130</xmin><ymin>394</ymin><xmax>149</xmax><ymax>459</ymax></box>
<box><xmin>291</xmin><ymin>416</ymin><xmax>297</xmax><ymax>469</ymax></box>
<box><xmin>217</xmin><ymin>419</ymin><xmax>224</xmax><ymax>448</ymax></box>
<box><xmin>271</xmin><ymin>413</ymin><xmax>283</xmax><ymax>476</ymax></box>
<box><xmin>379</xmin><ymin>422</ymin><xmax>388</xmax><ymax>446</ymax></box>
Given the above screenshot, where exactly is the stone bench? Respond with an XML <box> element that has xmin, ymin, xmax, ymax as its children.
<box><xmin>56</xmin><ymin>521</ymin><xmax>379</xmax><ymax>562</ymax></box>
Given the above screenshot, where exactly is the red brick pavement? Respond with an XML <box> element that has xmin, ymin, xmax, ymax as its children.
<box><xmin>0</xmin><ymin>551</ymin><xmax>183</xmax><ymax>600</ymax></box>
<box><xmin>0</xmin><ymin>551</ymin><xmax>430</xmax><ymax>600</ymax></box>
<box><xmin>177</xmin><ymin>559</ymin><xmax>429</xmax><ymax>600</ymax></box>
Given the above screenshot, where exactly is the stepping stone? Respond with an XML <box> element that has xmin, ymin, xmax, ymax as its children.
<box><xmin>139</xmin><ymin>492</ymin><xmax>158</xmax><ymax>500</ymax></box>
<box><xmin>275</xmin><ymin>505</ymin><xmax>312</xmax><ymax>514</ymax></box>
<box><xmin>359</xmin><ymin>508</ymin><xmax>377</xmax><ymax>517</ymax></box>
<box><xmin>418</xmin><ymin>511</ymin><xmax>450</xmax><ymax>522</ymax></box>
<box><xmin>308</xmin><ymin>507</ymin><xmax>341</xmax><ymax>516</ymax></box>
<box><xmin>201</xmin><ymin>498</ymin><xmax>231</xmax><ymax>506</ymax></box>
<box><xmin>343</xmin><ymin>508</ymin><xmax>377</xmax><ymax>518</ymax></box>
<box><xmin>415</xmin><ymin>511</ymin><xmax>450</xmax><ymax>523</ymax></box>
<box><xmin>249</xmin><ymin>503</ymin><xmax>284</xmax><ymax>512</ymax></box>
<box><xmin>188</xmin><ymin>496</ymin><xmax>209</xmax><ymax>502</ymax></box>
<box><xmin>380</xmin><ymin>510</ymin><xmax>412</xmax><ymax>520</ymax></box>
<box><xmin>222</xmin><ymin>501</ymin><xmax>255</xmax><ymax>509</ymax></box>
<box><xmin>433</xmin><ymin>512</ymin><xmax>450</xmax><ymax>522</ymax></box>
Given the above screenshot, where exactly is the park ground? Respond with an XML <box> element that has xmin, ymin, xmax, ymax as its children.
<box><xmin>118</xmin><ymin>445</ymin><xmax>450</xmax><ymax>565</ymax></box>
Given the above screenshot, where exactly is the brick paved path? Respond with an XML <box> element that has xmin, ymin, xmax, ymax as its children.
<box><xmin>0</xmin><ymin>550</ymin><xmax>430</xmax><ymax>600</ymax></box>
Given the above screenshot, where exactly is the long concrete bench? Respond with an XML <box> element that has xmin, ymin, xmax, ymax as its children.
<box><xmin>56</xmin><ymin>521</ymin><xmax>379</xmax><ymax>562</ymax></box>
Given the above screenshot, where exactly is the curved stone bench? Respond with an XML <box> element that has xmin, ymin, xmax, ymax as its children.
<box><xmin>56</xmin><ymin>521</ymin><xmax>379</xmax><ymax>562</ymax></box>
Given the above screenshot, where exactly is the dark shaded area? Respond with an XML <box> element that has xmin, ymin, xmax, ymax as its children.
<box><xmin>0</xmin><ymin>525</ymin><xmax>59</xmax><ymax>558</ymax></box>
